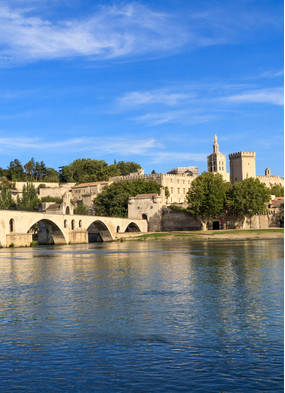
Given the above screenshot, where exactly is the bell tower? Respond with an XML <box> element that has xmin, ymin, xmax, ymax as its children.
<box><xmin>207</xmin><ymin>134</ymin><xmax>229</xmax><ymax>181</ymax></box>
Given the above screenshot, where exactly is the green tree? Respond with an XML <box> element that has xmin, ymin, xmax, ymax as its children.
<box><xmin>269</xmin><ymin>184</ymin><xmax>284</xmax><ymax>197</ymax></box>
<box><xmin>17</xmin><ymin>183</ymin><xmax>40</xmax><ymax>211</ymax></box>
<box><xmin>43</xmin><ymin>168</ymin><xmax>60</xmax><ymax>182</ymax></box>
<box><xmin>117</xmin><ymin>161</ymin><xmax>141</xmax><ymax>176</ymax></box>
<box><xmin>7</xmin><ymin>159</ymin><xmax>24</xmax><ymax>181</ymax></box>
<box><xmin>227</xmin><ymin>178</ymin><xmax>271</xmax><ymax>227</ymax></box>
<box><xmin>0</xmin><ymin>184</ymin><xmax>16</xmax><ymax>210</ymax></box>
<box><xmin>94</xmin><ymin>179</ymin><xmax>161</xmax><ymax>217</ymax></box>
<box><xmin>186</xmin><ymin>172</ymin><xmax>228</xmax><ymax>230</ymax></box>
<box><xmin>24</xmin><ymin>158</ymin><xmax>35</xmax><ymax>180</ymax></box>
<box><xmin>74</xmin><ymin>202</ymin><xmax>89</xmax><ymax>215</ymax></box>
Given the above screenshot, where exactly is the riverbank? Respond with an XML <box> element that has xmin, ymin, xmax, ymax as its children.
<box><xmin>117</xmin><ymin>228</ymin><xmax>284</xmax><ymax>241</ymax></box>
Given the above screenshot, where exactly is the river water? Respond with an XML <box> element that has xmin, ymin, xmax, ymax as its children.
<box><xmin>0</xmin><ymin>239</ymin><xmax>283</xmax><ymax>392</ymax></box>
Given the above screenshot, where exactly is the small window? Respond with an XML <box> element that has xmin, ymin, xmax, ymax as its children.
<box><xmin>71</xmin><ymin>220</ymin><xmax>75</xmax><ymax>230</ymax></box>
<box><xmin>64</xmin><ymin>219</ymin><xmax>67</xmax><ymax>228</ymax></box>
<box><xmin>9</xmin><ymin>219</ymin><xmax>15</xmax><ymax>233</ymax></box>
<box><xmin>79</xmin><ymin>220</ymin><xmax>82</xmax><ymax>228</ymax></box>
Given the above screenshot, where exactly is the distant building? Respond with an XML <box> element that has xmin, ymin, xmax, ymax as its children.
<box><xmin>229</xmin><ymin>151</ymin><xmax>256</xmax><ymax>183</ymax></box>
<box><xmin>71</xmin><ymin>181</ymin><xmax>112</xmax><ymax>207</ymax></box>
<box><xmin>257</xmin><ymin>168</ymin><xmax>284</xmax><ymax>188</ymax></box>
<box><xmin>167</xmin><ymin>166</ymin><xmax>199</xmax><ymax>176</ymax></box>
<box><xmin>207</xmin><ymin>134</ymin><xmax>230</xmax><ymax>181</ymax></box>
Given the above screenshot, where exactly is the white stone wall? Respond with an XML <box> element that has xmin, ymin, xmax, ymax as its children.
<box><xmin>257</xmin><ymin>175</ymin><xmax>284</xmax><ymax>188</ymax></box>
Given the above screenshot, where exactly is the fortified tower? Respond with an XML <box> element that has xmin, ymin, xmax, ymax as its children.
<box><xmin>207</xmin><ymin>134</ymin><xmax>229</xmax><ymax>181</ymax></box>
<box><xmin>229</xmin><ymin>152</ymin><xmax>256</xmax><ymax>183</ymax></box>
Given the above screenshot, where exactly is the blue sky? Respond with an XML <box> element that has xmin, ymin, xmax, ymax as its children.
<box><xmin>0</xmin><ymin>0</ymin><xmax>283</xmax><ymax>176</ymax></box>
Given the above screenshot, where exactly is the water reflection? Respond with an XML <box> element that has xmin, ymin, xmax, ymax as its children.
<box><xmin>0</xmin><ymin>239</ymin><xmax>283</xmax><ymax>392</ymax></box>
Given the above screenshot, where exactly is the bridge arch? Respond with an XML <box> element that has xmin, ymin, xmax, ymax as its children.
<box><xmin>87</xmin><ymin>220</ymin><xmax>113</xmax><ymax>242</ymax></box>
<box><xmin>125</xmin><ymin>222</ymin><xmax>141</xmax><ymax>233</ymax></box>
<box><xmin>27</xmin><ymin>219</ymin><xmax>67</xmax><ymax>245</ymax></box>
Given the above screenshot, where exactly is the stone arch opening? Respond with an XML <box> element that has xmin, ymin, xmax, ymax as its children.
<box><xmin>27</xmin><ymin>219</ymin><xmax>67</xmax><ymax>245</ymax></box>
<box><xmin>87</xmin><ymin>220</ymin><xmax>113</xmax><ymax>242</ymax></box>
<box><xmin>79</xmin><ymin>220</ymin><xmax>82</xmax><ymax>228</ymax></box>
<box><xmin>71</xmin><ymin>220</ymin><xmax>75</xmax><ymax>230</ymax></box>
<box><xmin>125</xmin><ymin>222</ymin><xmax>141</xmax><ymax>233</ymax></box>
<box><xmin>116</xmin><ymin>226</ymin><xmax>120</xmax><ymax>233</ymax></box>
<box><xmin>64</xmin><ymin>219</ymin><xmax>67</xmax><ymax>228</ymax></box>
<box><xmin>9</xmin><ymin>218</ymin><xmax>15</xmax><ymax>233</ymax></box>
<box><xmin>66</xmin><ymin>206</ymin><xmax>70</xmax><ymax>215</ymax></box>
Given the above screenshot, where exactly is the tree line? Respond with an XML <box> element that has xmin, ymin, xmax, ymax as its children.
<box><xmin>0</xmin><ymin>158</ymin><xmax>141</xmax><ymax>183</ymax></box>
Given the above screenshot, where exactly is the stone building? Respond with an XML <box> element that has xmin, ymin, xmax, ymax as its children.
<box><xmin>109</xmin><ymin>171</ymin><xmax>198</xmax><ymax>204</ymax></box>
<box><xmin>128</xmin><ymin>193</ymin><xmax>201</xmax><ymax>232</ymax></box>
<box><xmin>167</xmin><ymin>166</ymin><xmax>199</xmax><ymax>176</ymax></box>
<box><xmin>256</xmin><ymin>168</ymin><xmax>284</xmax><ymax>188</ymax></box>
<box><xmin>71</xmin><ymin>181</ymin><xmax>112</xmax><ymax>207</ymax></box>
<box><xmin>229</xmin><ymin>152</ymin><xmax>256</xmax><ymax>183</ymax></box>
<box><xmin>207</xmin><ymin>134</ymin><xmax>230</xmax><ymax>181</ymax></box>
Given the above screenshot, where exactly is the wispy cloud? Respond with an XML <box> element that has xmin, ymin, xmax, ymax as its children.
<box><xmin>135</xmin><ymin>111</ymin><xmax>217</xmax><ymax>126</ymax></box>
<box><xmin>0</xmin><ymin>135</ymin><xmax>161</xmax><ymax>156</ymax></box>
<box><xmin>0</xmin><ymin>1</ymin><xmax>281</xmax><ymax>66</ymax></box>
<box><xmin>222</xmin><ymin>87</ymin><xmax>284</xmax><ymax>106</ymax></box>
<box><xmin>117</xmin><ymin>83</ymin><xmax>283</xmax><ymax>127</ymax></box>
<box><xmin>119</xmin><ymin>90</ymin><xmax>191</xmax><ymax>107</ymax></box>
<box><xmin>0</xmin><ymin>3</ymin><xmax>188</xmax><ymax>65</ymax></box>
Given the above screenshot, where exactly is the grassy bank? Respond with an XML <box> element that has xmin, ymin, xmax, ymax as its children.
<box><xmin>120</xmin><ymin>228</ymin><xmax>284</xmax><ymax>241</ymax></box>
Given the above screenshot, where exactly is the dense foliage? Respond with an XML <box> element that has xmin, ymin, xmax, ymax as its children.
<box><xmin>0</xmin><ymin>158</ymin><xmax>141</xmax><ymax>184</ymax></box>
<box><xmin>17</xmin><ymin>183</ymin><xmax>40</xmax><ymax>211</ymax></box>
<box><xmin>186</xmin><ymin>174</ymin><xmax>272</xmax><ymax>229</ymax></box>
<box><xmin>186</xmin><ymin>172</ymin><xmax>227</xmax><ymax>230</ymax></box>
<box><xmin>74</xmin><ymin>202</ymin><xmax>89</xmax><ymax>215</ymax></box>
<box><xmin>94</xmin><ymin>179</ymin><xmax>161</xmax><ymax>218</ymax></box>
<box><xmin>227</xmin><ymin>178</ymin><xmax>271</xmax><ymax>217</ymax></box>
<box><xmin>59</xmin><ymin>159</ymin><xmax>141</xmax><ymax>183</ymax></box>
<box><xmin>0</xmin><ymin>158</ymin><xmax>60</xmax><ymax>182</ymax></box>
<box><xmin>0</xmin><ymin>185</ymin><xmax>16</xmax><ymax>210</ymax></box>
<box><xmin>40</xmin><ymin>196</ymin><xmax>63</xmax><ymax>204</ymax></box>
<box><xmin>269</xmin><ymin>184</ymin><xmax>284</xmax><ymax>197</ymax></box>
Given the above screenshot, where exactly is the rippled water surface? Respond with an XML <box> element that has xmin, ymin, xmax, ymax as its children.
<box><xmin>0</xmin><ymin>239</ymin><xmax>283</xmax><ymax>392</ymax></box>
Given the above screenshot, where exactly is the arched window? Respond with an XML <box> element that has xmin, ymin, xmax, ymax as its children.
<box><xmin>64</xmin><ymin>219</ymin><xmax>67</xmax><ymax>228</ymax></box>
<box><xmin>79</xmin><ymin>220</ymin><xmax>82</xmax><ymax>228</ymax></box>
<box><xmin>116</xmin><ymin>226</ymin><xmax>120</xmax><ymax>233</ymax></box>
<box><xmin>66</xmin><ymin>206</ymin><xmax>70</xmax><ymax>215</ymax></box>
<box><xmin>9</xmin><ymin>218</ymin><xmax>15</xmax><ymax>233</ymax></box>
<box><xmin>71</xmin><ymin>220</ymin><xmax>75</xmax><ymax>230</ymax></box>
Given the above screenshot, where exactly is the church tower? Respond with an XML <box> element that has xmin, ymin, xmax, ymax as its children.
<box><xmin>207</xmin><ymin>134</ymin><xmax>229</xmax><ymax>181</ymax></box>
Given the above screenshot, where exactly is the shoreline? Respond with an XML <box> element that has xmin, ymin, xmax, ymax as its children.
<box><xmin>116</xmin><ymin>229</ymin><xmax>284</xmax><ymax>242</ymax></box>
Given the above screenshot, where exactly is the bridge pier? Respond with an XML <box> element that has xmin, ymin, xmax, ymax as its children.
<box><xmin>6</xmin><ymin>233</ymin><xmax>33</xmax><ymax>247</ymax></box>
<box><xmin>69</xmin><ymin>230</ymin><xmax>88</xmax><ymax>244</ymax></box>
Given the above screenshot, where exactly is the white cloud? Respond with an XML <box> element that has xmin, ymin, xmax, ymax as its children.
<box><xmin>222</xmin><ymin>87</ymin><xmax>284</xmax><ymax>106</ymax></box>
<box><xmin>0</xmin><ymin>135</ymin><xmax>161</xmax><ymax>156</ymax></box>
<box><xmin>0</xmin><ymin>3</ymin><xmax>188</xmax><ymax>65</ymax></box>
<box><xmin>119</xmin><ymin>90</ymin><xmax>191</xmax><ymax>107</ymax></box>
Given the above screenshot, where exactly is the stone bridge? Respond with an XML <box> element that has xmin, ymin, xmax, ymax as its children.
<box><xmin>0</xmin><ymin>210</ymin><xmax>148</xmax><ymax>247</ymax></box>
